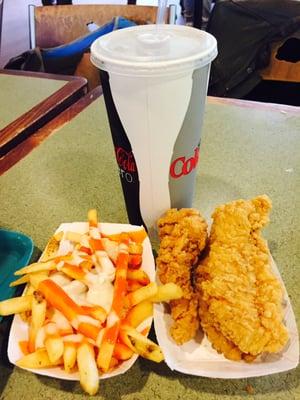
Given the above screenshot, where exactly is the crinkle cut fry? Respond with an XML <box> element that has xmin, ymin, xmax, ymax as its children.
<box><xmin>157</xmin><ymin>208</ymin><xmax>208</xmax><ymax>345</ymax></box>
<box><xmin>197</xmin><ymin>195</ymin><xmax>289</xmax><ymax>360</ymax></box>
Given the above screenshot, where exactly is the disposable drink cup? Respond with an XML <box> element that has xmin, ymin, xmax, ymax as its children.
<box><xmin>91</xmin><ymin>25</ymin><xmax>217</xmax><ymax>231</ymax></box>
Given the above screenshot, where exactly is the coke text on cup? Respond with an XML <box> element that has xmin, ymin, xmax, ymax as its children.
<box><xmin>170</xmin><ymin>147</ymin><xmax>200</xmax><ymax>179</ymax></box>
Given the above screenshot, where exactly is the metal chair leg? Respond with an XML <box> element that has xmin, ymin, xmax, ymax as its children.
<box><xmin>28</xmin><ymin>4</ymin><xmax>36</xmax><ymax>49</ymax></box>
<box><xmin>193</xmin><ymin>0</ymin><xmax>203</xmax><ymax>29</ymax></box>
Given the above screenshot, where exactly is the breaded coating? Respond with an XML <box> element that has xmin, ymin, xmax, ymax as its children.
<box><xmin>157</xmin><ymin>208</ymin><xmax>208</xmax><ymax>344</ymax></box>
<box><xmin>196</xmin><ymin>195</ymin><xmax>289</xmax><ymax>360</ymax></box>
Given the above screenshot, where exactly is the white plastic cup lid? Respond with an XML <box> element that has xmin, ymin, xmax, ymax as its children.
<box><xmin>91</xmin><ymin>24</ymin><xmax>217</xmax><ymax>77</ymax></box>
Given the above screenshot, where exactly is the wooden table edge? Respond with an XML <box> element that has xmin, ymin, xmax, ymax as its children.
<box><xmin>0</xmin><ymin>70</ymin><xmax>88</xmax><ymax>156</ymax></box>
<box><xmin>0</xmin><ymin>86</ymin><xmax>102</xmax><ymax>176</ymax></box>
<box><xmin>0</xmin><ymin>69</ymin><xmax>85</xmax><ymax>82</ymax></box>
<box><xmin>208</xmin><ymin>96</ymin><xmax>300</xmax><ymax>114</ymax></box>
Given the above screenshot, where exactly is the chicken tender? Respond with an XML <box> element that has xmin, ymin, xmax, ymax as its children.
<box><xmin>196</xmin><ymin>195</ymin><xmax>289</xmax><ymax>360</ymax></box>
<box><xmin>157</xmin><ymin>208</ymin><xmax>208</xmax><ymax>344</ymax></box>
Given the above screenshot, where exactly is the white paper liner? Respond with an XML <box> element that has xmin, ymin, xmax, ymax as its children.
<box><xmin>8</xmin><ymin>222</ymin><xmax>155</xmax><ymax>381</ymax></box>
<box><xmin>153</xmin><ymin>256</ymin><xmax>299</xmax><ymax>378</ymax></box>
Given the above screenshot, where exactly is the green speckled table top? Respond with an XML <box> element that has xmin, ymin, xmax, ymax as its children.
<box><xmin>0</xmin><ymin>96</ymin><xmax>299</xmax><ymax>399</ymax></box>
<box><xmin>0</xmin><ymin>74</ymin><xmax>66</xmax><ymax>130</ymax></box>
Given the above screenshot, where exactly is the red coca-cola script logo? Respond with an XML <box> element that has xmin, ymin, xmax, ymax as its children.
<box><xmin>115</xmin><ymin>147</ymin><xmax>136</xmax><ymax>172</ymax></box>
<box><xmin>170</xmin><ymin>147</ymin><xmax>200</xmax><ymax>179</ymax></box>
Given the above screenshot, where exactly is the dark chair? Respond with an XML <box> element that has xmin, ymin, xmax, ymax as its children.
<box><xmin>28</xmin><ymin>4</ymin><xmax>176</xmax><ymax>89</ymax></box>
<box><xmin>207</xmin><ymin>0</ymin><xmax>300</xmax><ymax>102</ymax></box>
<box><xmin>29</xmin><ymin>4</ymin><xmax>176</xmax><ymax>49</ymax></box>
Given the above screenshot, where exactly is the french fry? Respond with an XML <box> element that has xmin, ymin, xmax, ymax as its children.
<box><xmin>63</xmin><ymin>342</ymin><xmax>77</xmax><ymax>373</ymax></box>
<box><xmin>95</xmin><ymin>329</ymin><xmax>105</xmax><ymax>348</ymax></box>
<box><xmin>28</xmin><ymin>291</ymin><xmax>47</xmax><ymax>353</ymax></box>
<box><xmin>140</xmin><ymin>326</ymin><xmax>151</xmax><ymax>336</ymax></box>
<box><xmin>103</xmin><ymin>228</ymin><xmax>147</xmax><ymax>244</ymax></box>
<box><xmin>79</xmin><ymin>260</ymin><xmax>93</xmax><ymax>270</ymax></box>
<box><xmin>24</xmin><ymin>284</ymin><xmax>35</xmax><ymax>296</ymax></box>
<box><xmin>128</xmin><ymin>228</ymin><xmax>147</xmax><ymax>243</ymax></box>
<box><xmin>128</xmin><ymin>254</ymin><xmax>142</xmax><ymax>269</ymax></box>
<box><xmin>16</xmin><ymin>348</ymin><xmax>62</xmax><ymax>369</ymax></box>
<box><xmin>45</xmin><ymin>335</ymin><xmax>64</xmax><ymax>364</ymax></box>
<box><xmin>127</xmin><ymin>282</ymin><xmax>158</xmax><ymax>307</ymax></box>
<box><xmin>97</xmin><ymin>249</ymin><xmax>129</xmax><ymax>372</ymax></box>
<box><xmin>125</xmin><ymin>301</ymin><xmax>153</xmax><ymax>328</ymax></box>
<box><xmin>65</xmin><ymin>231</ymin><xmax>84</xmax><ymax>243</ymax></box>
<box><xmin>116</xmin><ymin>232</ymin><xmax>130</xmax><ymax>244</ymax></box>
<box><xmin>44</xmin><ymin>322</ymin><xmax>59</xmax><ymax>336</ymax></box>
<box><xmin>119</xmin><ymin>324</ymin><xmax>153</xmax><ymax>347</ymax></box>
<box><xmin>29</xmin><ymin>271</ymin><xmax>49</xmax><ymax>289</ymax></box>
<box><xmin>20</xmin><ymin>284</ymin><xmax>35</xmax><ymax>322</ymax></box>
<box><xmin>88</xmin><ymin>209</ymin><xmax>98</xmax><ymax>228</ymax></box>
<box><xmin>50</xmin><ymin>309</ymin><xmax>73</xmax><ymax>336</ymax></box>
<box><xmin>14</xmin><ymin>260</ymin><xmax>57</xmax><ymax>276</ymax></box>
<box><xmin>9</xmin><ymin>275</ymin><xmax>30</xmax><ymax>287</ymax></box>
<box><xmin>149</xmin><ymin>283</ymin><xmax>183</xmax><ymax>303</ymax></box>
<box><xmin>19</xmin><ymin>340</ymin><xmax>30</xmax><ymax>355</ymax></box>
<box><xmin>81</xmin><ymin>305</ymin><xmax>107</xmax><ymax>324</ymax></box>
<box><xmin>61</xmin><ymin>264</ymin><xmax>85</xmax><ymax>281</ymax></box>
<box><xmin>54</xmin><ymin>231</ymin><xmax>64</xmax><ymax>241</ymax></box>
<box><xmin>119</xmin><ymin>327</ymin><xmax>134</xmax><ymax>349</ymax></box>
<box><xmin>120</xmin><ymin>326</ymin><xmax>164</xmax><ymax>363</ymax></box>
<box><xmin>77</xmin><ymin>322</ymin><xmax>100</xmax><ymax>341</ymax></box>
<box><xmin>101</xmin><ymin>238</ymin><xmax>118</xmax><ymax>262</ymax></box>
<box><xmin>78</xmin><ymin>246</ymin><xmax>92</xmax><ymax>256</ymax></box>
<box><xmin>63</xmin><ymin>333</ymin><xmax>84</xmax><ymax>343</ymax></box>
<box><xmin>35</xmin><ymin>327</ymin><xmax>46</xmax><ymax>350</ymax></box>
<box><xmin>113</xmin><ymin>342</ymin><xmax>134</xmax><ymax>361</ymax></box>
<box><xmin>109</xmin><ymin>356</ymin><xmax>119</xmax><ymax>369</ymax></box>
<box><xmin>89</xmin><ymin>238</ymin><xmax>104</xmax><ymax>252</ymax></box>
<box><xmin>53</xmin><ymin>254</ymin><xmax>74</xmax><ymax>263</ymax></box>
<box><xmin>127</xmin><ymin>280</ymin><xmax>143</xmax><ymax>292</ymax></box>
<box><xmin>128</xmin><ymin>243</ymin><xmax>143</xmax><ymax>255</ymax></box>
<box><xmin>97</xmin><ymin>323</ymin><xmax>120</xmax><ymax>372</ymax></box>
<box><xmin>38</xmin><ymin>279</ymin><xmax>83</xmax><ymax>322</ymax></box>
<box><xmin>127</xmin><ymin>269</ymin><xmax>150</xmax><ymax>285</ymax></box>
<box><xmin>0</xmin><ymin>295</ymin><xmax>33</xmax><ymax>316</ymax></box>
<box><xmin>77</xmin><ymin>342</ymin><xmax>99</xmax><ymax>396</ymax></box>
<box><xmin>40</xmin><ymin>232</ymin><xmax>63</xmax><ymax>262</ymax></box>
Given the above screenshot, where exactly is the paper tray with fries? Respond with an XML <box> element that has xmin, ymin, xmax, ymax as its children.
<box><xmin>153</xmin><ymin>255</ymin><xmax>299</xmax><ymax>379</ymax></box>
<box><xmin>7</xmin><ymin>221</ymin><xmax>157</xmax><ymax>383</ymax></box>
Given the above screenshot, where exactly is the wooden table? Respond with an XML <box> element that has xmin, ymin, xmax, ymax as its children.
<box><xmin>0</xmin><ymin>70</ymin><xmax>87</xmax><ymax>157</ymax></box>
<box><xmin>0</xmin><ymin>91</ymin><xmax>299</xmax><ymax>400</ymax></box>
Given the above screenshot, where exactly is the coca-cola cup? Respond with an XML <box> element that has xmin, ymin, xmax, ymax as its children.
<box><xmin>91</xmin><ymin>25</ymin><xmax>217</xmax><ymax>232</ymax></box>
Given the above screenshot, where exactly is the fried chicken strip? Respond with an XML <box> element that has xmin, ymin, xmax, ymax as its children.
<box><xmin>157</xmin><ymin>208</ymin><xmax>208</xmax><ymax>344</ymax></box>
<box><xmin>196</xmin><ymin>195</ymin><xmax>289</xmax><ymax>360</ymax></box>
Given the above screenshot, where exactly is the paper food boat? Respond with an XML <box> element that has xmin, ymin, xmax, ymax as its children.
<box><xmin>153</xmin><ymin>256</ymin><xmax>299</xmax><ymax>378</ymax></box>
<box><xmin>8</xmin><ymin>222</ymin><xmax>155</xmax><ymax>380</ymax></box>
